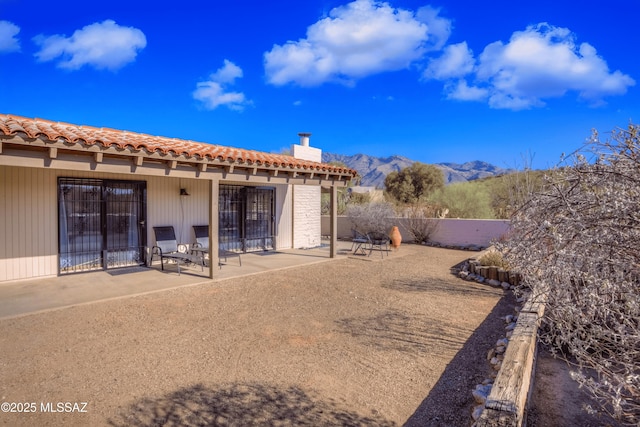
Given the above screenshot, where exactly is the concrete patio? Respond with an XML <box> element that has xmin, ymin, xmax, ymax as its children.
<box><xmin>0</xmin><ymin>239</ymin><xmax>397</xmax><ymax>319</ymax></box>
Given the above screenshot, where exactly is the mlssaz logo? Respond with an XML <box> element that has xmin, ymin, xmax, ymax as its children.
<box><xmin>40</xmin><ymin>402</ymin><xmax>88</xmax><ymax>413</ymax></box>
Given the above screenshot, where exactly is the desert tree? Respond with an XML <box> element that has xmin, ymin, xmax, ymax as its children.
<box><xmin>498</xmin><ymin>125</ymin><xmax>640</xmax><ymax>424</ymax></box>
<box><xmin>384</xmin><ymin>162</ymin><xmax>444</xmax><ymax>204</ymax></box>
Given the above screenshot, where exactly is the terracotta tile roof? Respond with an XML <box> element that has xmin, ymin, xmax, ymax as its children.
<box><xmin>0</xmin><ymin>114</ymin><xmax>357</xmax><ymax>178</ymax></box>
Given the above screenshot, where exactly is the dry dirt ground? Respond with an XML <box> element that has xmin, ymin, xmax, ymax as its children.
<box><xmin>528</xmin><ymin>347</ymin><xmax>623</xmax><ymax>427</ymax></box>
<box><xmin>0</xmin><ymin>245</ymin><xmax>517</xmax><ymax>427</ymax></box>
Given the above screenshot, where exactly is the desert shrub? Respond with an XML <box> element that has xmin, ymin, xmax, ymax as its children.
<box><xmin>346</xmin><ymin>202</ymin><xmax>395</xmax><ymax>234</ymax></box>
<box><xmin>401</xmin><ymin>204</ymin><xmax>439</xmax><ymax>244</ymax></box>
<box><xmin>498</xmin><ymin>125</ymin><xmax>640</xmax><ymax>424</ymax></box>
<box><xmin>478</xmin><ymin>169</ymin><xmax>549</xmax><ymax>219</ymax></box>
<box><xmin>478</xmin><ymin>250</ymin><xmax>510</xmax><ymax>269</ymax></box>
<box><xmin>428</xmin><ymin>182</ymin><xmax>495</xmax><ymax>219</ymax></box>
<box><xmin>321</xmin><ymin>189</ymin><xmax>349</xmax><ymax>215</ymax></box>
<box><xmin>349</xmin><ymin>191</ymin><xmax>371</xmax><ymax>205</ymax></box>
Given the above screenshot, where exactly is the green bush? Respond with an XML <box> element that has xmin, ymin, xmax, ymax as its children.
<box><xmin>428</xmin><ymin>182</ymin><xmax>495</xmax><ymax>219</ymax></box>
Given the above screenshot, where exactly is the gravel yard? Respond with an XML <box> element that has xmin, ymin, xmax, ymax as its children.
<box><xmin>0</xmin><ymin>245</ymin><xmax>514</xmax><ymax>427</ymax></box>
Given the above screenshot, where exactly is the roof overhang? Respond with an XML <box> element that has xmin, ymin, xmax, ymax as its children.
<box><xmin>0</xmin><ymin>115</ymin><xmax>357</xmax><ymax>187</ymax></box>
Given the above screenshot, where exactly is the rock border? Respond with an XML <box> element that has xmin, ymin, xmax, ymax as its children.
<box><xmin>458</xmin><ymin>251</ymin><xmax>544</xmax><ymax>427</ymax></box>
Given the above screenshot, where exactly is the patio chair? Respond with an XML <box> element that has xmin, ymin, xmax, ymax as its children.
<box><xmin>350</xmin><ymin>229</ymin><xmax>369</xmax><ymax>255</ymax></box>
<box><xmin>192</xmin><ymin>225</ymin><xmax>241</xmax><ymax>268</ymax></box>
<box><xmin>152</xmin><ymin>226</ymin><xmax>202</xmax><ymax>275</ymax></box>
<box><xmin>367</xmin><ymin>231</ymin><xmax>390</xmax><ymax>258</ymax></box>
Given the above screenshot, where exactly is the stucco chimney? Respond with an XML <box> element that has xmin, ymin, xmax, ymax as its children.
<box><xmin>298</xmin><ymin>132</ymin><xmax>311</xmax><ymax>147</ymax></box>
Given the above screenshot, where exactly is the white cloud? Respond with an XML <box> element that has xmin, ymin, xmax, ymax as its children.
<box><xmin>415</xmin><ymin>5</ymin><xmax>451</xmax><ymax>52</ymax></box>
<box><xmin>193</xmin><ymin>60</ymin><xmax>252</xmax><ymax>111</ymax></box>
<box><xmin>437</xmin><ymin>23</ymin><xmax>635</xmax><ymax>110</ymax></box>
<box><xmin>424</xmin><ymin>42</ymin><xmax>475</xmax><ymax>80</ymax></box>
<box><xmin>445</xmin><ymin>79</ymin><xmax>488</xmax><ymax>102</ymax></box>
<box><xmin>0</xmin><ymin>21</ymin><xmax>21</xmax><ymax>53</ymax></box>
<box><xmin>209</xmin><ymin>59</ymin><xmax>243</xmax><ymax>84</ymax></box>
<box><xmin>33</xmin><ymin>20</ymin><xmax>146</xmax><ymax>71</ymax></box>
<box><xmin>264</xmin><ymin>0</ymin><xmax>451</xmax><ymax>86</ymax></box>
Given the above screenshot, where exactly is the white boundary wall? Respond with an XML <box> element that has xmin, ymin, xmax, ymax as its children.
<box><xmin>322</xmin><ymin>216</ymin><xmax>510</xmax><ymax>248</ymax></box>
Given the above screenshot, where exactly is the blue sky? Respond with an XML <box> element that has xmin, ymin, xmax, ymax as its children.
<box><xmin>1</xmin><ymin>0</ymin><xmax>638</xmax><ymax>170</ymax></box>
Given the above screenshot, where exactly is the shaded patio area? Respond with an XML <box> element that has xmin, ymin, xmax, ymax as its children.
<box><xmin>0</xmin><ymin>240</ymin><xmax>387</xmax><ymax>319</ymax></box>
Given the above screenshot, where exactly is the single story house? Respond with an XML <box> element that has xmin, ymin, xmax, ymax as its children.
<box><xmin>0</xmin><ymin>114</ymin><xmax>356</xmax><ymax>282</ymax></box>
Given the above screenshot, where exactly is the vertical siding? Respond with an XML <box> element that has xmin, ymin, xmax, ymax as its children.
<box><xmin>0</xmin><ymin>166</ymin><xmax>214</xmax><ymax>282</ymax></box>
<box><xmin>0</xmin><ymin>166</ymin><xmax>8</xmax><ymax>281</ymax></box>
<box><xmin>146</xmin><ymin>177</ymin><xmax>210</xmax><ymax>247</ymax></box>
<box><xmin>0</xmin><ymin>165</ymin><xmax>302</xmax><ymax>282</ymax></box>
<box><xmin>41</xmin><ymin>168</ymin><xmax>55</xmax><ymax>276</ymax></box>
<box><xmin>0</xmin><ymin>166</ymin><xmax>59</xmax><ymax>282</ymax></box>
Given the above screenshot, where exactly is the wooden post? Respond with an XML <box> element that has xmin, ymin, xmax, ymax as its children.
<box><xmin>330</xmin><ymin>185</ymin><xmax>338</xmax><ymax>258</ymax></box>
<box><xmin>468</xmin><ymin>259</ymin><xmax>478</xmax><ymax>274</ymax></box>
<box><xmin>478</xmin><ymin>266</ymin><xmax>488</xmax><ymax>278</ymax></box>
<box><xmin>208</xmin><ymin>178</ymin><xmax>219</xmax><ymax>279</ymax></box>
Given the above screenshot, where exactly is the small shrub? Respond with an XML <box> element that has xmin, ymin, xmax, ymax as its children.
<box><xmin>401</xmin><ymin>204</ymin><xmax>439</xmax><ymax>244</ymax></box>
<box><xmin>478</xmin><ymin>250</ymin><xmax>510</xmax><ymax>269</ymax></box>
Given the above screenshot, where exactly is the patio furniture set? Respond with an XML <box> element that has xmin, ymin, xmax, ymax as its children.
<box><xmin>151</xmin><ymin>225</ymin><xmax>241</xmax><ymax>275</ymax></box>
<box><xmin>152</xmin><ymin>226</ymin><xmax>390</xmax><ymax>275</ymax></box>
<box><xmin>350</xmin><ymin>230</ymin><xmax>390</xmax><ymax>258</ymax></box>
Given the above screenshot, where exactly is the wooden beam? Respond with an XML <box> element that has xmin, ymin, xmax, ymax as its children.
<box><xmin>330</xmin><ymin>185</ymin><xmax>338</xmax><ymax>258</ymax></box>
<box><xmin>208</xmin><ymin>179</ymin><xmax>219</xmax><ymax>280</ymax></box>
<box><xmin>49</xmin><ymin>147</ymin><xmax>57</xmax><ymax>159</ymax></box>
<box><xmin>94</xmin><ymin>152</ymin><xmax>103</xmax><ymax>163</ymax></box>
<box><xmin>0</xmin><ymin>142</ymin><xmax>3</xmax><ymax>154</ymax></box>
<box><xmin>252</xmin><ymin>166</ymin><xmax>258</xmax><ymax>175</ymax></box>
<box><xmin>199</xmin><ymin>163</ymin><xmax>207</xmax><ymax>172</ymax></box>
<box><xmin>168</xmin><ymin>160</ymin><xmax>177</xmax><ymax>169</ymax></box>
<box><xmin>271</xmin><ymin>169</ymin><xmax>279</xmax><ymax>177</ymax></box>
<box><xmin>227</xmin><ymin>164</ymin><xmax>234</xmax><ymax>174</ymax></box>
<box><xmin>134</xmin><ymin>156</ymin><xmax>143</xmax><ymax>166</ymax></box>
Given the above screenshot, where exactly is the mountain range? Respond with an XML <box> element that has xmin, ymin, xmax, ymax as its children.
<box><xmin>322</xmin><ymin>153</ymin><xmax>515</xmax><ymax>188</ymax></box>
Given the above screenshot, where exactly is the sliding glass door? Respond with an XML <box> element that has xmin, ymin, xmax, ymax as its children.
<box><xmin>219</xmin><ymin>185</ymin><xmax>275</xmax><ymax>253</ymax></box>
<box><xmin>58</xmin><ymin>178</ymin><xmax>147</xmax><ymax>274</ymax></box>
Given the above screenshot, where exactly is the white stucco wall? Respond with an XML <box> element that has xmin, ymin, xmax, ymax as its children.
<box><xmin>428</xmin><ymin>218</ymin><xmax>510</xmax><ymax>247</ymax></box>
<box><xmin>293</xmin><ymin>186</ymin><xmax>322</xmax><ymax>248</ymax></box>
<box><xmin>321</xmin><ymin>216</ymin><xmax>510</xmax><ymax>248</ymax></box>
<box><xmin>291</xmin><ymin>144</ymin><xmax>321</xmax><ymax>163</ymax></box>
<box><xmin>291</xmin><ymin>143</ymin><xmax>322</xmax><ymax>249</ymax></box>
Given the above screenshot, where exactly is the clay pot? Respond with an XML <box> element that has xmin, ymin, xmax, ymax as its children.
<box><xmin>389</xmin><ymin>226</ymin><xmax>402</xmax><ymax>249</ymax></box>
